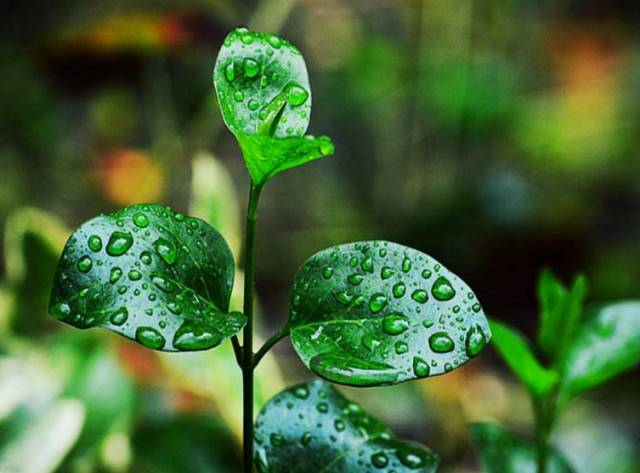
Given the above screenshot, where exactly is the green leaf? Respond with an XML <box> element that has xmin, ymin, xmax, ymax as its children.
<box><xmin>254</xmin><ymin>380</ymin><xmax>438</xmax><ymax>473</ymax></box>
<box><xmin>237</xmin><ymin>132</ymin><xmax>334</xmax><ymax>185</ymax></box>
<box><xmin>214</xmin><ymin>27</ymin><xmax>312</xmax><ymax>139</ymax></box>
<box><xmin>537</xmin><ymin>270</ymin><xmax>588</xmax><ymax>362</ymax></box>
<box><xmin>49</xmin><ymin>204</ymin><xmax>245</xmax><ymax>352</ymax></box>
<box><xmin>287</xmin><ymin>241</ymin><xmax>490</xmax><ymax>387</ymax></box>
<box><xmin>561</xmin><ymin>301</ymin><xmax>640</xmax><ymax>397</ymax></box>
<box><xmin>470</xmin><ymin>423</ymin><xmax>575</xmax><ymax>473</ymax></box>
<box><xmin>489</xmin><ymin>319</ymin><xmax>558</xmax><ymax>397</ymax></box>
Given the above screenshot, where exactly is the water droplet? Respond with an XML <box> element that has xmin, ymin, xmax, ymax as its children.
<box><xmin>322</xmin><ymin>267</ymin><xmax>334</xmax><ymax>279</ymax></box>
<box><xmin>422</xmin><ymin>269</ymin><xmax>432</xmax><ymax>279</ymax></box>
<box><xmin>234</xmin><ymin>90</ymin><xmax>245</xmax><ymax>102</ymax></box>
<box><xmin>369</xmin><ymin>293</ymin><xmax>387</xmax><ymax>313</ymax></box>
<box><xmin>334</xmin><ymin>291</ymin><xmax>352</xmax><ymax>306</ymax></box>
<box><xmin>270</xmin><ymin>433</ymin><xmax>284</xmax><ymax>446</ymax></box>
<box><xmin>135</xmin><ymin>327</ymin><xmax>165</xmax><ymax>349</ymax></box>
<box><xmin>465</xmin><ymin>326</ymin><xmax>486</xmax><ymax>357</ymax></box>
<box><xmin>383</xmin><ymin>313</ymin><xmax>410</xmax><ymax>335</ymax></box>
<box><xmin>472</xmin><ymin>303</ymin><xmax>482</xmax><ymax>313</ymax></box>
<box><xmin>128</xmin><ymin>270</ymin><xmax>142</xmax><ymax>281</ymax></box>
<box><xmin>225</xmin><ymin>62</ymin><xmax>235</xmax><ymax>82</ymax></box>
<box><xmin>334</xmin><ymin>419</ymin><xmax>345</xmax><ymax>432</ymax></box>
<box><xmin>381</xmin><ymin>267</ymin><xmax>395</xmax><ymax>280</ymax></box>
<box><xmin>395</xmin><ymin>340</ymin><xmax>409</xmax><ymax>354</ymax></box>
<box><xmin>411</xmin><ymin>289</ymin><xmax>428</xmax><ymax>303</ymax></box>
<box><xmin>316</xmin><ymin>402</ymin><xmax>328</xmax><ymax>413</ymax></box>
<box><xmin>292</xmin><ymin>385</ymin><xmax>309</xmax><ymax>399</ymax></box>
<box><xmin>267</xmin><ymin>35</ymin><xmax>281</xmax><ymax>48</ymax></box>
<box><xmin>392</xmin><ymin>282</ymin><xmax>406</xmax><ymax>298</ymax></box>
<box><xmin>402</xmin><ymin>256</ymin><xmax>412</xmax><ymax>273</ymax></box>
<box><xmin>347</xmin><ymin>274</ymin><xmax>363</xmax><ymax>285</ymax></box>
<box><xmin>371</xmin><ymin>452</ymin><xmax>389</xmax><ymax>468</ymax></box>
<box><xmin>432</xmin><ymin>276</ymin><xmax>456</xmax><ymax>301</ymax></box>
<box><xmin>397</xmin><ymin>446</ymin><xmax>430</xmax><ymax>469</ymax></box>
<box><xmin>243</xmin><ymin>58</ymin><xmax>259</xmax><ymax>78</ymax></box>
<box><xmin>429</xmin><ymin>332</ymin><xmax>455</xmax><ymax>353</ymax></box>
<box><xmin>286</xmin><ymin>83</ymin><xmax>309</xmax><ymax>107</ymax></box>
<box><xmin>167</xmin><ymin>301</ymin><xmax>182</xmax><ymax>315</ymax></box>
<box><xmin>110</xmin><ymin>267</ymin><xmax>123</xmax><ymax>284</ymax></box>
<box><xmin>362</xmin><ymin>333</ymin><xmax>381</xmax><ymax>352</ymax></box>
<box><xmin>140</xmin><ymin>251</ymin><xmax>152</xmax><ymax>265</ymax></box>
<box><xmin>52</xmin><ymin>302</ymin><xmax>71</xmax><ymax>320</ymax></box>
<box><xmin>110</xmin><ymin>307</ymin><xmax>128</xmax><ymax>325</ymax></box>
<box><xmin>77</xmin><ymin>256</ymin><xmax>93</xmax><ymax>273</ymax></box>
<box><xmin>173</xmin><ymin>323</ymin><xmax>222</xmax><ymax>351</ymax></box>
<box><xmin>413</xmin><ymin>357</ymin><xmax>430</xmax><ymax>377</ymax></box>
<box><xmin>133</xmin><ymin>212</ymin><xmax>149</xmax><ymax>228</ymax></box>
<box><xmin>88</xmin><ymin>235</ymin><xmax>102</xmax><ymax>252</ymax></box>
<box><xmin>300</xmin><ymin>432</ymin><xmax>312</xmax><ymax>445</ymax></box>
<box><xmin>361</xmin><ymin>257</ymin><xmax>374</xmax><ymax>273</ymax></box>
<box><xmin>154</xmin><ymin>238</ymin><xmax>177</xmax><ymax>265</ymax></box>
<box><xmin>248</xmin><ymin>98</ymin><xmax>259</xmax><ymax>110</ymax></box>
<box><xmin>106</xmin><ymin>231</ymin><xmax>133</xmax><ymax>256</ymax></box>
<box><xmin>152</xmin><ymin>275</ymin><xmax>175</xmax><ymax>292</ymax></box>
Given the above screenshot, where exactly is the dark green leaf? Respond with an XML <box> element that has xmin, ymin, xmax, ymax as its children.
<box><xmin>562</xmin><ymin>301</ymin><xmax>640</xmax><ymax>397</ymax></box>
<box><xmin>489</xmin><ymin>319</ymin><xmax>558</xmax><ymax>397</ymax></box>
<box><xmin>288</xmin><ymin>241</ymin><xmax>490</xmax><ymax>387</ymax></box>
<box><xmin>470</xmin><ymin>423</ymin><xmax>575</xmax><ymax>473</ymax></box>
<box><xmin>254</xmin><ymin>380</ymin><xmax>438</xmax><ymax>473</ymax></box>
<box><xmin>237</xmin><ymin>132</ymin><xmax>334</xmax><ymax>185</ymax></box>
<box><xmin>214</xmin><ymin>27</ymin><xmax>311</xmax><ymax>139</ymax></box>
<box><xmin>537</xmin><ymin>270</ymin><xmax>587</xmax><ymax>362</ymax></box>
<box><xmin>49</xmin><ymin>204</ymin><xmax>245</xmax><ymax>352</ymax></box>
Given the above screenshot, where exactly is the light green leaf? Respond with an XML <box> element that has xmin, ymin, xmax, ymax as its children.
<box><xmin>470</xmin><ymin>423</ymin><xmax>575</xmax><ymax>473</ymax></box>
<box><xmin>562</xmin><ymin>301</ymin><xmax>640</xmax><ymax>397</ymax></box>
<box><xmin>213</xmin><ymin>27</ymin><xmax>311</xmax><ymax>139</ymax></box>
<box><xmin>489</xmin><ymin>319</ymin><xmax>558</xmax><ymax>397</ymax></box>
<box><xmin>537</xmin><ymin>270</ymin><xmax>587</xmax><ymax>362</ymax></box>
<box><xmin>254</xmin><ymin>380</ymin><xmax>438</xmax><ymax>473</ymax></box>
<box><xmin>236</xmin><ymin>132</ymin><xmax>334</xmax><ymax>185</ymax></box>
<box><xmin>288</xmin><ymin>241</ymin><xmax>490</xmax><ymax>387</ymax></box>
<box><xmin>49</xmin><ymin>204</ymin><xmax>245</xmax><ymax>352</ymax></box>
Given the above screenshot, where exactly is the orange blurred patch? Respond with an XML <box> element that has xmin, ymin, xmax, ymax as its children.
<box><xmin>115</xmin><ymin>340</ymin><xmax>165</xmax><ymax>383</ymax></box>
<box><xmin>100</xmin><ymin>149</ymin><xmax>165</xmax><ymax>205</ymax></box>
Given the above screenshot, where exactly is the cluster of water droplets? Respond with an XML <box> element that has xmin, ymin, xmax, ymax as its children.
<box><xmin>289</xmin><ymin>241</ymin><xmax>489</xmax><ymax>383</ymax></box>
<box><xmin>254</xmin><ymin>381</ymin><xmax>437</xmax><ymax>472</ymax></box>
<box><xmin>50</xmin><ymin>204</ymin><xmax>242</xmax><ymax>352</ymax></box>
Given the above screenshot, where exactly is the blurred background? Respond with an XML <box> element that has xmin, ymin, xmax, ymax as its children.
<box><xmin>1</xmin><ymin>0</ymin><xmax>639</xmax><ymax>471</ymax></box>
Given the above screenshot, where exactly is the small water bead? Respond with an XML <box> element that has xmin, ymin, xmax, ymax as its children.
<box><xmin>240</xmin><ymin>31</ymin><xmax>254</xmax><ymax>45</ymax></box>
<box><xmin>361</xmin><ymin>257</ymin><xmax>374</xmax><ymax>273</ymax></box>
<box><xmin>167</xmin><ymin>302</ymin><xmax>182</xmax><ymax>315</ymax></box>
<box><xmin>411</xmin><ymin>289</ymin><xmax>428</xmax><ymax>304</ymax></box>
<box><xmin>371</xmin><ymin>452</ymin><xmax>389</xmax><ymax>468</ymax></box>
<box><xmin>421</xmin><ymin>269</ymin><xmax>432</xmax><ymax>279</ymax></box>
<box><xmin>135</xmin><ymin>327</ymin><xmax>165</xmax><ymax>349</ymax></box>
<box><xmin>267</xmin><ymin>35</ymin><xmax>281</xmax><ymax>48</ymax></box>
<box><xmin>392</xmin><ymin>282</ymin><xmax>406</xmax><ymax>298</ymax></box>
<box><xmin>140</xmin><ymin>251</ymin><xmax>152</xmax><ymax>265</ymax></box>
<box><xmin>402</xmin><ymin>256</ymin><xmax>412</xmax><ymax>273</ymax></box>
<box><xmin>383</xmin><ymin>313</ymin><xmax>410</xmax><ymax>335</ymax></box>
<box><xmin>397</xmin><ymin>447</ymin><xmax>431</xmax><ymax>469</ymax></box>
<box><xmin>347</xmin><ymin>274</ymin><xmax>363</xmax><ymax>285</ymax></box>
<box><xmin>106</xmin><ymin>231</ymin><xmax>133</xmax><ymax>256</ymax></box>
<box><xmin>110</xmin><ymin>267</ymin><xmax>123</xmax><ymax>284</ymax></box>
<box><xmin>270</xmin><ymin>433</ymin><xmax>284</xmax><ymax>446</ymax></box>
<box><xmin>110</xmin><ymin>307</ymin><xmax>128</xmax><ymax>325</ymax></box>
<box><xmin>286</xmin><ymin>83</ymin><xmax>309</xmax><ymax>107</ymax></box>
<box><xmin>413</xmin><ymin>357</ymin><xmax>430</xmax><ymax>377</ymax></box>
<box><xmin>316</xmin><ymin>402</ymin><xmax>328</xmax><ymax>413</ymax></box>
<box><xmin>77</xmin><ymin>256</ymin><xmax>93</xmax><ymax>273</ymax></box>
<box><xmin>453</xmin><ymin>305</ymin><xmax>461</xmax><ymax>314</ymax></box>
<box><xmin>472</xmin><ymin>303</ymin><xmax>482</xmax><ymax>313</ymax></box>
<box><xmin>429</xmin><ymin>332</ymin><xmax>455</xmax><ymax>353</ymax></box>
<box><xmin>154</xmin><ymin>238</ymin><xmax>177</xmax><ymax>265</ymax></box>
<box><xmin>381</xmin><ymin>267</ymin><xmax>395</xmax><ymax>280</ymax></box>
<box><xmin>300</xmin><ymin>432</ymin><xmax>312</xmax><ymax>445</ymax></box>
<box><xmin>128</xmin><ymin>270</ymin><xmax>142</xmax><ymax>281</ymax></box>
<box><xmin>133</xmin><ymin>212</ymin><xmax>149</xmax><ymax>228</ymax></box>
<box><xmin>248</xmin><ymin>99</ymin><xmax>259</xmax><ymax>111</ymax></box>
<box><xmin>243</xmin><ymin>58</ymin><xmax>259</xmax><ymax>78</ymax></box>
<box><xmin>88</xmin><ymin>235</ymin><xmax>102</xmax><ymax>252</ymax></box>
<box><xmin>431</xmin><ymin>276</ymin><xmax>456</xmax><ymax>301</ymax></box>
<box><xmin>369</xmin><ymin>293</ymin><xmax>387</xmax><ymax>313</ymax></box>
<box><xmin>224</xmin><ymin>62</ymin><xmax>235</xmax><ymax>82</ymax></box>
<box><xmin>334</xmin><ymin>291</ymin><xmax>352</xmax><ymax>306</ymax></box>
<box><xmin>292</xmin><ymin>385</ymin><xmax>309</xmax><ymax>399</ymax></box>
<box><xmin>334</xmin><ymin>419</ymin><xmax>346</xmax><ymax>432</ymax></box>
<box><xmin>465</xmin><ymin>326</ymin><xmax>486</xmax><ymax>357</ymax></box>
<box><xmin>234</xmin><ymin>91</ymin><xmax>245</xmax><ymax>102</ymax></box>
<box><xmin>395</xmin><ymin>340</ymin><xmax>409</xmax><ymax>354</ymax></box>
<box><xmin>322</xmin><ymin>267</ymin><xmax>334</xmax><ymax>279</ymax></box>
<box><xmin>349</xmin><ymin>257</ymin><xmax>358</xmax><ymax>267</ymax></box>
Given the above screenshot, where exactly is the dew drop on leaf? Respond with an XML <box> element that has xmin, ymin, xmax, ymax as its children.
<box><xmin>110</xmin><ymin>307</ymin><xmax>128</xmax><ymax>326</ymax></box>
<box><xmin>109</xmin><ymin>267</ymin><xmax>123</xmax><ymax>284</ymax></box>
<box><xmin>465</xmin><ymin>325</ymin><xmax>486</xmax><ymax>357</ymax></box>
<box><xmin>429</xmin><ymin>332</ymin><xmax>455</xmax><ymax>353</ymax></box>
<box><xmin>225</xmin><ymin>62</ymin><xmax>235</xmax><ymax>82</ymax></box>
<box><xmin>77</xmin><ymin>256</ymin><xmax>93</xmax><ymax>273</ymax></box>
<box><xmin>135</xmin><ymin>326</ymin><xmax>166</xmax><ymax>349</ymax></box>
<box><xmin>431</xmin><ymin>276</ymin><xmax>456</xmax><ymax>301</ymax></box>
<box><xmin>371</xmin><ymin>452</ymin><xmax>389</xmax><ymax>468</ymax></box>
<box><xmin>243</xmin><ymin>58</ymin><xmax>260</xmax><ymax>78</ymax></box>
<box><xmin>369</xmin><ymin>293</ymin><xmax>388</xmax><ymax>313</ymax></box>
<box><xmin>392</xmin><ymin>282</ymin><xmax>406</xmax><ymax>298</ymax></box>
<box><xmin>383</xmin><ymin>313</ymin><xmax>410</xmax><ymax>335</ymax></box>
<box><xmin>153</xmin><ymin>238</ymin><xmax>177</xmax><ymax>265</ymax></box>
<box><xmin>286</xmin><ymin>83</ymin><xmax>309</xmax><ymax>107</ymax></box>
<box><xmin>173</xmin><ymin>322</ymin><xmax>222</xmax><ymax>350</ymax></box>
<box><xmin>88</xmin><ymin>235</ymin><xmax>102</xmax><ymax>252</ymax></box>
<box><xmin>413</xmin><ymin>356</ymin><xmax>430</xmax><ymax>377</ymax></box>
<box><xmin>106</xmin><ymin>231</ymin><xmax>133</xmax><ymax>256</ymax></box>
<box><xmin>411</xmin><ymin>289</ymin><xmax>428</xmax><ymax>304</ymax></box>
<box><xmin>132</xmin><ymin>212</ymin><xmax>149</xmax><ymax>228</ymax></box>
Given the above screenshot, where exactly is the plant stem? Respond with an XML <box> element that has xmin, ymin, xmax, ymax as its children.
<box><xmin>253</xmin><ymin>325</ymin><xmax>289</xmax><ymax>369</ymax></box>
<box><xmin>242</xmin><ymin>183</ymin><xmax>262</xmax><ymax>473</ymax></box>
<box><xmin>534</xmin><ymin>389</ymin><xmax>559</xmax><ymax>473</ymax></box>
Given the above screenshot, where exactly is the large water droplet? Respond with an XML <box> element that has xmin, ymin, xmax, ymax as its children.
<box><xmin>465</xmin><ymin>325</ymin><xmax>486</xmax><ymax>357</ymax></box>
<box><xmin>133</xmin><ymin>212</ymin><xmax>149</xmax><ymax>228</ymax></box>
<box><xmin>383</xmin><ymin>313</ymin><xmax>410</xmax><ymax>335</ymax></box>
<box><xmin>369</xmin><ymin>293</ymin><xmax>387</xmax><ymax>313</ymax></box>
<box><xmin>286</xmin><ymin>83</ymin><xmax>309</xmax><ymax>107</ymax></box>
<box><xmin>267</xmin><ymin>34</ymin><xmax>281</xmax><ymax>49</ymax></box>
<box><xmin>432</xmin><ymin>276</ymin><xmax>456</xmax><ymax>301</ymax></box>
<box><xmin>154</xmin><ymin>238</ymin><xmax>177</xmax><ymax>265</ymax></box>
<box><xmin>128</xmin><ymin>270</ymin><xmax>142</xmax><ymax>281</ymax></box>
<box><xmin>224</xmin><ymin>62</ymin><xmax>235</xmax><ymax>82</ymax></box>
<box><xmin>411</xmin><ymin>289</ymin><xmax>428</xmax><ymax>303</ymax></box>
<box><xmin>371</xmin><ymin>452</ymin><xmax>389</xmax><ymax>468</ymax></box>
<box><xmin>88</xmin><ymin>235</ymin><xmax>102</xmax><ymax>252</ymax></box>
<box><xmin>322</xmin><ymin>266</ymin><xmax>334</xmax><ymax>279</ymax></box>
<box><xmin>152</xmin><ymin>275</ymin><xmax>175</xmax><ymax>292</ymax></box>
<box><xmin>392</xmin><ymin>282</ymin><xmax>406</xmax><ymax>298</ymax></box>
<box><xmin>173</xmin><ymin>323</ymin><xmax>222</xmax><ymax>351</ymax></box>
<box><xmin>347</xmin><ymin>274</ymin><xmax>363</xmax><ymax>285</ymax></box>
<box><xmin>361</xmin><ymin>257</ymin><xmax>374</xmax><ymax>273</ymax></box>
<box><xmin>110</xmin><ymin>267</ymin><xmax>123</xmax><ymax>284</ymax></box>
<box><xmin>106</xmin><ymin>231</ymin><xmax>133</xmax><ymax>256</ymax></box>
<box><xmin>243</xmin><ymin>58</ymin><xmax>259</xmax><ymax>78</ymax></box>
<box><xmin>429</xmin><ymin>332</ymin><xmax>455</xmax><ymax>353</ymax></box>
<box><xmin>397</xmin><ymin>446</ymin><xmax>431</xmax><ymax>469</ymax></box>
<box><xmin>77</xmin><ymin>255</ymin><xmax>93</xmax><ymax>273</ymax></box>
<box><xmin>381</xmin><ymin>267</ymin><xmax>395</xmax><ymax>280</ymax></box>
<box><xmin>395</xmin><ymin>340</ymin><xmax>409</xmax><ymax>354</ymax></box>
<box><xmin>110</xmin><ymin>307</ymin><xmax>128</xmax><ymax>325</ymax></box>
<box><xmin>135</xmin><ymin>327</ymin><xmax>166</xmax><ymax>349</ymax></box>
<box><xmin>413</xmin><ymin>356</ymin><xmax>430</xmax><ymax>377</ymax></box>
<box><xmin>402</xmin><ymin>256</ymin><xmax>412</xmax><ymax>273</ymax></box>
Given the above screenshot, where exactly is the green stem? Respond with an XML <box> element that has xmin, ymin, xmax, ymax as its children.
<box><xmin>242</xmin><ymin>183</ymin><xmax>262</xmax><ymax>473</ymax></box>
<box><xmin>534</xmin><ymin>389</ymin><xmax>559</xmax><ymax>473</ymax></box>
<box><xmin>253</xmin><ymin>325</ymin><xmax>289</xmax><ymax>369</ymax></box>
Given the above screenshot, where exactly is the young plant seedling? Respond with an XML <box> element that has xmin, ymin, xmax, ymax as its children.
<box><xmin>49</xmin><ymin>27</ymin><xmax>492</xmax><ymax>472</ymax></box>
<box><xmin>476</xmin><ymin>270</ymin><xmax>640</xmax><ymax>473</ymax></box>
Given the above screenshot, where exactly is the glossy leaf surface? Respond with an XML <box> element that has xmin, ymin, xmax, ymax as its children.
<box><xmin>214</xmin><ymin>27</ymin><xmax>311</xmax><ymax>139</ymax></box>
<box><xmin>489</xmin><ymin>319</ymin><xmax>558</xmax><ymax>397</ymax></box>
<box><xmin>470</xmin><ymin>423</ymin><xmax>575</xmax><ymax>473</ymax></box>
<box><xmin>288</xmin><ymin>241</ymin><xmax>490</xmax><ymax>387</ymax></box>
<box><xmin>254</xmin><ymin>380</ymin><xmax>438</xmax><ymax>473</ymax></box>
<box><xmin>562</xmin><ymin>301</ymin><xmax>640</xmax><ymax>397</ymax></box>
<box><xmin>49</xmin><ymin>204</ymin><xmax>245</xmax><ymax>352</ymax></box>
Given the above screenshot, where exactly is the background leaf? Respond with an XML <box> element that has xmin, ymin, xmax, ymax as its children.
<box><xmin>470</xmin><ymin>422</ymin><xmax>575</xmax><ymax>473</ymax></box>
<box><xmin>254</xmin><ymin>380</ymin><xmax>438</xmax><ymax>473</ymax></box>
<box><xmin>561</xmin><ymin>301</ymin><xmax>640</xmax><ymax>398</ymax></box>
<box><xmin>49</xmin><ymin>204</ymin><xmax>245</xmax><ymax>352</ymax></box>
<box><xmin>288</xmin><ymin>241</ymin><xmax>490</xmax><ymax>386</ymax></box>
<box><xmin>213</xmin><ymin>27</ymin><xmax>311</xmax><ymax>139</ymax></box>
<box><xmin>489</xmin><ymin>319</ymin><xmax>558</xmax><ymax>397</ymax></box>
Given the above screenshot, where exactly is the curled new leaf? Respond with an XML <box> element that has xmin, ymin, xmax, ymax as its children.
<box><xmin>49</xmin><ymin>204</ymin><xmax>245</xmax><ymax>352</ymax></box>
<box><xmin>287</xmin><ymin>241</ymin><xmax>490</xmax><ymax>387</ymax></box>
<box><xmin>254</xmin><ymin>380</ymin><xmax>438</xmax><ymax>473</ymax></box>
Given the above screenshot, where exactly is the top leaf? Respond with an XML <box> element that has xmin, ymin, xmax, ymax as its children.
<box><xmin>214</xmin><ymin>27</ymin><xmax>311</xmax><ymax>139</ymax></box>
<box><xmin>287</xmin><ymin>241</ymin><xmax>491</xmax><ymax>387</ymax></box>
<box><xmin>49</xmin><ymin>204</ymin><xmax>245</xmax><ymax>352</ymax></box>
